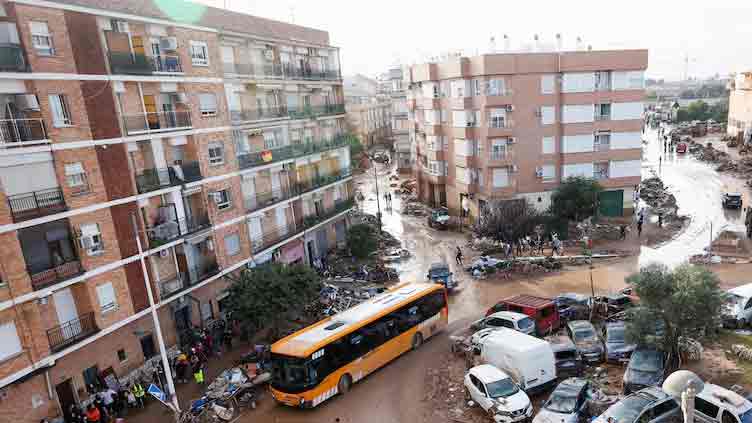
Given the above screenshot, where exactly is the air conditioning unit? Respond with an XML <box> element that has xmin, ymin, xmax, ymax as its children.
<box><xmin>15</xmin><ymin>94</ymin><xmax>40</xmax><ymax>111</ymax></box>
<box><xmin>535</xmin><ymin>167</ymin><xmax>544</xmax><ymax>178</ymax></box>
<box><xmin>210</xmin><ymin>192</ymin><xmax>223</xmax><ymax>203</ymax></box>
<box><xmin>263</xmin><ymin>49</ymin><xmax>274</xmax><ymax>61</ymax></box>
<box><xmin>160</xmin><ymin>36</ymin><xmax>178</xmax><ymax>51</ymax></box>
<box><xmin>505</xmin><ymin>105</ymin><xmax>514</xmax><ymax>112</ymax></box>
<box><xmin>172</xmin><ymin>93</ymin><xmax>188</xmax><ymax>103</ymax></box>
<box><xmin>508</xmin><ymin>137</ymin><xmax>517</xmax><ymax>143</ymax></box>
<box><xmin>534</xmin><ymin>109</ymin><xmax>543</xmax><ymax>117</ymax></box>
<box><xmin>511</xmin><ymin>165</ymin><xmax>519</xmax><ymax>173</ymax></box>
<box><xmin>159</xmin><ymin>249</ymin><xmax>169</xmax><ymax>258</ymax></box>
<box><xmin>111</xmin><ymin>19</ymin><xmax>129</xmax><ymax>33</ymax></box>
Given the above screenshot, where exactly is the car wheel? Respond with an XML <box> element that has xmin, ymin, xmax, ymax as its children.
<box><xmin>337</xmin><ymin>374</ymin><xmax>352</xmax><ymax>395</ymax></box>
<box><xmin>412</xmin><ymin>332</ymin><xmax>424</xmax><ymax>350</ymax></box>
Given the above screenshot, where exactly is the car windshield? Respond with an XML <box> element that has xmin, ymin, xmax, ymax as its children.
<box><xmin>607</xmin><ymin>327</ymin><xmax>625</xmax><ymax>343</ymax></box>
<box><xmin>629</xmin><ymin>351</ymin><xmax>662</xmax><ymax>372</ymax></box>
<box><xmin>555</xmin><ymin>350</ymin><xmax>577</xmax><ymax>360</ymax></box>
<box><xmin>486</xmin><ymin>377</ymin><xmax>519</xmax><ymax>398</ymax></box>
<box><xmin>518</xmin><ymin>317</ymin><xmax>535</xmax><ymax>330</ymax></box>
<box><xmin>574</xmin><ymin>327</ymin><xmax>596</xmax><ymax>341</ymax></box>
<box><xmin>740</xmin><ymin>408</ymin><xmax>752</xmax><ymax>423</ymax></box>
<box><xmin>605</xmin><ymin>395</ymin><xmax>653</xmax><ymax>423</ymax></box>
<box><xmin>545</xmin><ymin>393</ymin><xmax>578</xmax><ymax>414</ymax></box>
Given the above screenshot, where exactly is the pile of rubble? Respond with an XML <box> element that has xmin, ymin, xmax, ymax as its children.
<box><xmin>690</xmin><ymin>141</ymin><xmax>729</xmax><ymax>163</ymax></box>
<box><xmin>422</xmin><ymin>352</ymin><xmax>487</xmax><ymax>423</ymax></box>
<box><xmin>639</xmin><ymin>177</ymin><xmax>688</xmax><ymax>233</ymax></box>
<box><xmin>396</xmin><ymin>178</ymin><xmax>417</xmax><ymax>195</ymax></box>
<box><xmin>402</xmin><ymin>197</ymin><xmax>429</xmax><ymax>217</ymax></box>
<box><xmin>576</xmin><ymin>219</ymin><xmax>624</xmax><ymax>241</ymax></box>
<box><xmin>305</xmin><ymin>281</ymin><xmax>387</xmax><ymax>320</ymax></box>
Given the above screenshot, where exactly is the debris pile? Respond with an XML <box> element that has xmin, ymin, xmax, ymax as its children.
<box><xmin>679</xmin><ymin>337</ymin><xmax>704</xmax><ymax>362</ymax></box>
<box><xmin>205</xmin><ymin>367</ymin><xmax>252</xmax><ymax>400</ymax></box>
<box><xmin>577</xmin><ymin>219</ymin><xmax>625</xmax><ymax>241</ymax></box>
<box><xmin>732</xmin><ymin>344</ymin><xmax>752</xmax><ymax>361</ymax></box>
<box><xmin>422</xmin><ymin>353</ymin><xmax>487</xmax><ymax>423</ymax></box>
<box><xmin>401</xmin><ymin>199</ymin><xmax>429</xmax><ymax>217</ymax></box>
<box><xmin>305</xmin><ymin>282</ymin><xmax>387</xmax><ymax>319</ymax></box>
<box><xmin>397</xmin><ymin>179</ymin><xmax>417</xmax><ymax>195</ymax></box>
<box><xmin>639</xmin><ymin>177</ymin><xmax>688</xmax><ymax>234</ymax></box>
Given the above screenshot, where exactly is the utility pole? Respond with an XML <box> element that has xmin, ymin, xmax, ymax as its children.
<box><xmin>371</xmin><ymin>155</ymin><xmax>382</xmax><ymax>234</ymax></box>
<box><xmin>131</xmin><ymin>215</ymin><xmax>181</xmax><ymax>413</ymax></box>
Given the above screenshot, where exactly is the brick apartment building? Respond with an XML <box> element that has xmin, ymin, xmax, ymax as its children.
<box><xmin>728</xmin><ymin>71</ymin><xmax>752</xmax><ymax>143</ymax></box>
<box><xmin>0</xmin><ymin>0</ymin><xmax>352</xmax><ymax>421</ymax></box>
<box><xmin>405</xmin><ymin>50</ymin><xmax>647</xmax><ymax>220</ymax></box>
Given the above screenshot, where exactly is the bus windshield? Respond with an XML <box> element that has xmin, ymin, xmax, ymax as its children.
<box><xmin>271</xmin><ymin>353</ymin><xmax>317</xmax><ymax>393</ymax></box>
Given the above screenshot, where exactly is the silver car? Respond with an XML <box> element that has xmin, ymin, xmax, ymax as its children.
<box><xmin>593</xmin><ymin>387</ymin><xmax>679</xmax><ymax>423</ymax></box>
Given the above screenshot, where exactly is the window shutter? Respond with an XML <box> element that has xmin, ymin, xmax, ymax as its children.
<box><xmin>96</xmin><ymin>282</ymin><xmax>117</xmax><ymax>312</ymax></box>
<box><xmin>65</xmin><ymin>162</ymin><xmax>84</xmax><ymax>176</ymax></box>
<box><xmin>0</xmin><ymin>322</ymin><xmax>22</xmax><ymax>360</ymax></box>
<box><xmin>30</xmin><ymin>21</ymin><xmax>50</xmax><ymax>36</ymax></box>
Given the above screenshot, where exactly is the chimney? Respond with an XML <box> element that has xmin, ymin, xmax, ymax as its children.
<box><xmin>556</xmin><ymin>33</ymin><xmax>562</xmax><ymax>51</ymax></box>
<box><xmin>503</xmin><ymin>34</ymin><xmax>510</xmax><ymax>52</ymax></box>
<box><xmin>534</xmin><ymin>34</ymin><xmax>540</xmax><ymax>52</ymax></box>
<box><xmin>489</xmin><ymin>36</ymin><xmax>496</xmax><ymax>54</ymax></box>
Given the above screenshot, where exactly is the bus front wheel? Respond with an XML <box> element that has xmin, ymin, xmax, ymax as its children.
<box><xmin>412</xmin><ymin>332</ymin><xmax>424</xmax><ymax>350</ymax></box>
<box><xmin>338</xmin><ymin>374</ymin><xmax>352</xmax><ymax>395</ymax></box>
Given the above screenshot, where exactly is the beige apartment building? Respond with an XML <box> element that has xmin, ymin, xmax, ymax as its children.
<box><xmin>406</xmin><ymin>50</ymin><xmax>647</xmax><ymax>220</ymax></box>
<box><xmin>728</xmin><ymin>71</ymin><xmax>752</xmax><ymax>143</ymax></box>
<box><xmin>0</xmin><ymin>0</ymin><xmax>351</xmax><ymax>422</ymax></box>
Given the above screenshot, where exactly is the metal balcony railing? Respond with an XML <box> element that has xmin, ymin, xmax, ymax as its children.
<box><xmin>230</xmin><ymin>106</ymin><xmax>288</xmax><ymax>123</ymax></box>
<box><xmin>135</xmin><ymin>161</ymin><xmax>202</xmax><ymax>194</ymax></box>
<box><xmin>303</xmin><ymin>197</ymin><xmax>355</xmax><ymax>229</ymax></box>
<box><xmin>30</xmin><ymin>260</ymin><xmax>84</xmax><ymax>291</ymax></box>
<box><xmin>7</xmin><ymin>187</ymin><xmax>67</xmax><ymax>222</ymax></box>
<box><xmin>47</xmin><ymin>312</ymin><xmax>99</xmax><ymax>352</ymax></box>
<box><xmin>147</xmin><ymin>213</ymin><xmax>211</xmax><ymax>248</ymax></box>
<box><xmin>122</xmin><ymin>111</ymin><xmax>192</xmax><ymax>135</ymax></box>
<box><xmin>244</xmin><ymin>186</ymin><xmax>296</xmax><ymax>213</ymax></box>
<box><xmin>108</xmin><ymin>52</ymin><xmax>153</xmax><ymax>75</ymax></box>
<box><xmin>223</xmin><ymin>62</ymin><xmax>254</xmax><ymax>75</ymax></box>
<box><xmin>250</xmin><ymin>222</ymin><xmax>301</xmax><ymax>254</ymax></box>
<box><xmin>0</xmin><ymin>118</ymin><xmax>48</xmax><ymax>146</ymax></box>
<box><xmin>296</xmin><ymin>168</ymin><xmax>352</xmax><ymax>194</ymax></box>
<box><xmin>288</xmin><ymin>104</ymin><xmax>345</xmax><ymax>119</ymax></box>
<box><xmin>236</xmin><ymin>134</ymin><xmax>351</xmax><ymax>170</ymax></box>
<box><xmin>0</xmin><ymin>44</ymin><xmax>26</xmax><ymax>72</ymax></box>
<box><xmin>185</xmin><ymin>261</ymin><xmax>220</xmax><ymax>285</ymax></box>
<box><xmin>152</xmin><ymin>54</ymin><xmax>183</xmax><ymax>73</ymax></box>
<box><xmin>594</xmin><ymin>170</ymin><xmax>609</xmax><ymax>180</ymax></box>
<box><xmin>261</xmin><ymin>63</ymin><xmax>283</xmax><ymax>78</ymax></box>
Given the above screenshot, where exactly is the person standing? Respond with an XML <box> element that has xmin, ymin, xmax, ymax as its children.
<box><xmin>192</xmin><ymin>354</ymin><xmax>205</xmax><ymax>385</ymax></box>
<box><xmin>131</xmin><ymin>382</ymin><xmax>145</xmax><ymax>409</ymax></box>
<box><xmin>101</xmin><ymin>386</ymin><xmax>117</xmax><ymax>417</ymax></box>
<box><xmin>637</xmin><ymin>217</ymin><xmax>643</xmax><ymax>238</ymax></box>
<box><xmin>619</xmin><ymin>224</ymin><xmax>626</xmax><ymax>240</ymax></box>
<box><xmin>85</xmin><ymin>404</ymin><xmax>101</xmax><ymax>423</ymax></box>
<box><xmin>455</xmin><ymin>246</ymin><xmax>463</xmax><ymax>265</ymax></box>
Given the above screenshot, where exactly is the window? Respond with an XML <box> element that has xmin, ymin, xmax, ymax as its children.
<box><xmin>594</xmin><ymin>162</ymin><xmax>609</xmax><ymax>180</ymax></box>
<box><xmin>595</xmin><ymin>103</ymin><xmax>611</xmax><ymax>120</ymax></box>
<box><xmin>489</xmin><ymin>109</ymin><xmax>507</xmax><ymax>128</ymax></box>
<box><xmin>492</xmin><ymin>168</ymin><xmax>509</xmax><ymax>187</ymax></box>
<box><xmin>595</xmin><ymin>71</ymin><xmax>612</xmax><ymax>91</ymax></box>
<box><xmin>595</xmin><ymin>132</ymin><xmax>611</xmax><ymax>151</ymax></box>
<box><xmin>695</xmin><ymin>398</ymin><xmax>719</xmax><ymax>419</ymax></box>
<box><xmin>49</xmin><ymin>94</ymin><xmax>72</xmax><ymax>127</ymax></box>
<box><xmin>541</xmin><ymin>106</ymin><xmax>556</xmax><ymax>125</ymax></box>
<box><xmin>30</xmin><ymin>22</ymin><xmax>54</xmax><ymax>56</ymax></box>
<box><xmin>542</xmin><ymin>136</ymin><xmax>555</xmax><ymax>154</ymax></box>
<box><xmin>472</xmin><ymin>79</ymin><xmax>481</xmax><ymax>96</ymax></box>
<box><xmin>65</xmin><ymin>162</ymin><xmax>88</xmax><ymax>192</ymax></box>
<box><xmin>96</xmin><ymin>282</ymin><xmax>117</xmax><ymax>313</ymax></box>
<box><xmin>650</xmin><ymin>400</ymin><xmax>679</xmax><ymax>420</ymax></box>
<box><xmin>487</xmin><ymin>79</ymin><xmax>505</xmax><ymax>96</ymax></box>
<box><xmin>224</xmin><ymin>233</ymin><xmax>240</xmax><ymax>256</ymax></box>
<box><xmin>190</xmin><ymin>41</ymin><xmax>209</xmax><ymax>66</ymax></box>
<box><xmin>79</xmin><ymin>223</ymin><xmax>104</xmax><ymax>255</ymax></box>
<box><xmin>541</xmin><ymin>165</ymin><xmax>556</xmax><ymax>182</ymax></box>
<box><xmin>208</xmin><ymin>142</ymin><xmax>224</xmax><ymax>165</ymax></box>
<box><xmin>198</xmin><ymin>93</ymin><xmax>217</xmax><ymax>116</ymax></box>
<box><xmin>491</xmin><ymin>139</ymin><xmax>507</xmax><ymax>160</ymax></box>
<box><xmin>214</xmin><ymin>189</ymin><xmax>231</xmax><ymax>210</ymax></box>
<box><xmin>117</xmin><ymin>349</ymin><xmax>127</xmax><ymax>363</ymax></box>
<box><xmin>0</xmin><ymin>321</ymin><xmax>22</xmax><ymax>361</ymax></box>
<box><xmin>264</xmin><ymin>131</ymin><xmax>281</xmax><ymax>149</ymax></box>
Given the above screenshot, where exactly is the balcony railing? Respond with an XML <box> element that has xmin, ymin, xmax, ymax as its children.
<box><xmin>297</xmin><ymin>168</ymin><xmax>352</xmax><ymax>194</ymax></box>
<box><xmin>230</xmin><ymin>106</ymin><xmax>288</xmax><ymax>123</ymax></box>
<box><xmin>0</xmin><ymin>44</ymin><xmax>26</xmax><ymax>72</ymax></box>
<box><xmin>223</xmin><ymin>62</ymin><xmax>255</xmax><ymax>75</ymax></box>
<box><xmin>152</xmin><ymin>54</ymin><xmax>183</xmax><ymax>73</ymax></box>
<box><xmin>147</xmin><ymin>213</ymin><xmax>211</xmax><ymax>248</ymax></box>
<box><xmin>303</xmin><ymin>197</ymin><xmax>355</xmax><ymax>229</ymax></box>
<box><xmin>185</xmin><ymin>261</ymin><xmax>220</xmax><ymax>285</ymax></box>
<box><xmin>490</xmin><ymin>151</ymin><xmax>508</xmax><ymax>161</ymax></box>
<box><xmin>595</xmin><ymin>114</ymin><xmax>611</xmax><ymax>121</ymax></box>
<box><xmin>250</xmin><ymin>222</ymin><xmax>301</xmax><ymax>254</ymax></box>
<box><xmin>595</xmin><ymin>143</ymin><xmax>611</xmax><ymax>152</ymax></box>
<box><xmin>237</xmin><ymin>134</ymin><xmax>351</xmax><ymax>170</ymax></box>
<box><xmin>122</xmin><ymin>111</ymin><xmax>192</xmax><ymax>135</ymax></box>
<box><xmin>0</xmin><ymin>118</ymin><xmax>48</xmax><ymax>146</ymax></box>
<box><xmin>108</xmin><ymin>52</ymin><xmax>153</xmax><ymax>75</ymax></box>
<box><xmin>261</xmin><ymin>63</ymin><xmax>283</xmax><ymax>78</ymax></box>
<box><xmin>594</xmin><ymin>170</ymin><xmax>609</xmax><ymax>180</ymax></box>
<box><xmin>245</xmin><ymin>186</ymin><xmax>296</xmax><ymax>213</ymax></box>
<box><xmin>7</xmin><ymin>187</ymin><xmax>67</xmax><ymax>222</ymax></box>
<box><xmin>289</xmin><ymin>104</ymin><xmax>345</xmax><ymax>119</ymax></box>
<box><xmin>135</xmin><ymin>161</ymin><xmax>202</xmax><ymax>194</ymax></box>
<box><xmin>47</xmin><ymin>312</ymin><xmax>99</xmax><ymax>352</ymax></box>
<box><xmin>30</xmin><ymin>260</ymin><xmax>84</xmax><ymax>290</ymax></box>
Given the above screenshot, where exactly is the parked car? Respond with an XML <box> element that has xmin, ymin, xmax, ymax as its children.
<box><xmin>486</xmin><ymin>295</ymin><xmax>560</xmax><ymax>335</ymax></box>
<box><xmin>554</xmin><ymin>293</ymin><xmax>591</xmax><ymax>322</ymax></box>
<box><xmin>694</xmin><ymin>382</ymin><xmax>752</xmax><ymax>423</ymax></box>
<box><xmin>622</xmin><ymin>349</ymin><xmax>667</xmax><ymax>395</ymax></box>
<box><xmin>545</xmin><ymin>335</ymin><xmax>583</xmax><ymax>378</ymax></box>
<box><xmin>722</xmin><ymin>284</ymin><xmax>752</xmax><ymax>328</ymax></box>
<box><xmin>533</xmin><ymin>378</ymin><xmax>590</xmax><ymax>423</ymax></box>
<box><xmin>427</xmin><ymin>262</ymin><xmax>457</xmax><ymax>291</ymax></box>
<box><xmin>471</xmin><ymin>311</ymin><xmax>537</xmax><ymax>335</ymax></box>
<box><xmin>723</xmin><ymin>193</ymin><xmax>744</xmax><ymax>209</ymax></box>
<box><xmin>604</xmin><ymin>321</ymin><xmax>636</xmax><ymax>363</ymax></box>
<box><xmin>480</xmin><ymin>328</ymin><xmax>557</xmax><ymax>393</ymax></box>
<box><xmin>464</xmin><ymin>364</ymin><xmax>533</xmax><ymax>423</ymax></box>
<box><xmin>427</xmin><ymin>207</ymin><xmax>450</xmax><ymax>229</ymax></box>
<box><xmin>593</xmin><ymin>386</ymin><xmax>680</xmax><ymax>423</ymax></box>
<box><xmin>676</xmin><ymin>142</ymin><xmax>688</xmax><ymax>154</ymax></box>
<box><xmin>566</xmin><ymin>320</ymin><xmax>604</xmax><ymax>364</ymax></box>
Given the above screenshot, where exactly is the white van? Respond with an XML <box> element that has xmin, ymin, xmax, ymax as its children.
<box><xmin>723</xmin><ymin>284</ymin><xmax>752</xmax><ymax>327</ymax></box>
<box><xmin>694</xmin><ymin>383</ymin><xmax>752</xmax><ymax>423</ymax></box>
<box><xmin>480</xmin><ymin>328</ymin><xmax>557</xmax><ymax>393</ymax></box>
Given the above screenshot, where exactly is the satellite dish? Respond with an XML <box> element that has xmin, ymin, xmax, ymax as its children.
<box><xmin>662</xmin><ymin>370</ymin><xmax>704</xmax><ymax>398</ymax></box>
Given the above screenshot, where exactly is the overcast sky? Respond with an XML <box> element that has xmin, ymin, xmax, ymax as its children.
<box><xmin>196</xmin><ymin>0</ymin><xmax>752</xmax><ymax>81</ymax></box>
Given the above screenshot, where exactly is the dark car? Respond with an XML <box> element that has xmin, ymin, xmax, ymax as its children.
<box><xmin>622</xmin><ymin>349</ymin><xmax>666</xmax><ymax>395</ymax></box>
<box><xmin>533</xmin><ymin>378</ymin><xmax>590</xmax><ymax>423</ymax></box>
<box><xmin>566</xmin><ymin>320</ymin><xmax>603</xmax><ymax>364</ymax></box>
<box><xmin>604</xmin><ymin>321</ymin><xmax>635</xmax><ymax>363</ymax></box>
<box><xmin>594</xmin><ymin>387</ymin><xmax>679</xmax><ymax>423</ymax></box>
<box><xmin>555</xmin><ymin>293</ymin><xmax>591</xmax><ymax>322</ymax></box>
<box><xmin>723</xmin><ymin>193</ymin><xmax>743</xmax><ymax>209</ymax></box>
<box><xmin>545</xmin><ymin>335</ymin><xmax>583</xmax><ymax>378</ymax></box>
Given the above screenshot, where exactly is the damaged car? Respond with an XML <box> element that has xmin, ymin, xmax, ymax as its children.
<box><xmin>622</xmin><ymin>349</ymin><xmax>666</xmax><ymax>395</ymax></box>
<box><xmin>566</xmin><ymin>320</ymin><xmax>603</xmax><ymax>364</ymax></box>
<box><xmin>464</xmin><ymin>364</ymin><xmax>533</xmax><ymax>423</ymax></box>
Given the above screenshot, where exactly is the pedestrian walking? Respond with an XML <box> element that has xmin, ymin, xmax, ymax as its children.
<box><xmin>388</xmin><ymin>193</ymin><xmax>392</xmax><ymax>207</ymax></box>
<box><xmin>383</xmin><ymin>192</ymin><xmax>389</xmax><ymax>210</ymax></box>
<box><xmin>658</xmin><ymin>213</ymin><xmax>663</xmax><ymax>228</ymax></box>
<box><xmin>619</xmin><ymin>224</ymin><xmax>626</xmax><ymax>240</ymax></box>
<box><xmin>637</xmin><ymin>218</ymin><xmax>643</xmax><ymax>238</ymax></box>
<box><xmin>192</xmin><ymin>355</ymin><xmax>205</xmax><ymax>385</ymax></box>
<box><xmin>455</xmin><ymin>246</ymin><xmax>463</xmax><ymax>266</ymax></box>
<box><xmin>101</xmin><ymin>386</ymin><xmax>117</xmax><ymax>417</ymax></box>
<box><xmin>131</xmin><ymin>382</ymin><xmax>145</xmax><ymax>408</ymax></box>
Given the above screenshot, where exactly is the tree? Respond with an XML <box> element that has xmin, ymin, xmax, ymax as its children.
<box><xmin>347</xmin><ymin>223</ymin><xmax>377</xmax><ymax>259</ymax></box>
<box><xmin>550</xmin><ymin>177</ymin><xmax>603</xmax><ymax>222</ymax></box>
<box><xmin>472</xmin><ymin>199</ymin><xmax>549</xmax><ymax>243</ymax></box>
<box><xmin>625</xmin><ymin>264</ymin><xmax>724</xmax><ymax>366</ymax></box>
<box><xmin>226</xmin><ymin>263</ymin><xmax>322</xmax><ymax>339</ymax></box>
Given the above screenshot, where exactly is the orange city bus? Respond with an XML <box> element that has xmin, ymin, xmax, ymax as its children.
<box><xmin>270</xmin><ymin>282</ymin><xmax>448</xmax><ymax>408</ymax></box>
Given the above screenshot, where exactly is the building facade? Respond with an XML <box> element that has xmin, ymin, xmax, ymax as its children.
<box><xmin>389</xmin><ymin>66</ymin><xmax>411</xmax><ymax>172</ymax></box>
<box><xmin>0</xmin><ymin>0</ymin><xmax>351</xmax><ymax>421</ymax></box>
<box><xmin>405</xmin><ymin>50</ymin><xmax>647</xmax><ymax>220</ymax></box>
<box><xmin>728</xmin><ymin>71</ymin><xmax>752</xmax><ymax>143</ymax></box>
<box><xmin>344</xmin><ymin>74</ymin><xmax>391</xmax><ymax>147</ymax></box>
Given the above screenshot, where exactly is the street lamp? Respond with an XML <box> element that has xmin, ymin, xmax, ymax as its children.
<box><xmin>663</xmin><ymin>370</ymin><xmax>704</xmax><ymax>423</ymax></box>
<box><xmin>130</xmin><ymin>214</ymin><xmax>181</xmax><ymax>413</ymax></box>
<box><xmin>366</xmin><ymin>152</ymin><xmax>383</xmax><ymax>234</ymax></box>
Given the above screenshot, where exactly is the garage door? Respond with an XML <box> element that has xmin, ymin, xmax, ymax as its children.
<box><xmin>599</xmin><ymin>190</ymin><xmax>624</xmax><ymax>217</ymax></box>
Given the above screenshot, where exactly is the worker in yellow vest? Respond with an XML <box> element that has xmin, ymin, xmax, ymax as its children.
<box><xmin>131</xmin><ymin>382</ymin><xmax>145</xmax><ymax>408</ymax></box>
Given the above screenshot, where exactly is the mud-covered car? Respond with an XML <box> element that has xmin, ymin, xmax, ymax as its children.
<box><xmin>566</xmin><ymin>320</ymin><xmax>603</xmax><ymax>364</ymax></box>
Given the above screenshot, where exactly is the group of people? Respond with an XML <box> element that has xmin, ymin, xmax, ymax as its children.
<box><xmin>174</xmin><ymin>325</ymin><xmax>233</xmax><ymax>386</ymax></box>
<box><xmin>382</xmin><ymin>192</ymin><xmax>394</xmax><ymax>210</ymax></box>
<box><xmin>65</xmin><ymin>382</ymin><xmax>146</xmax><ymax>423</ymax></box>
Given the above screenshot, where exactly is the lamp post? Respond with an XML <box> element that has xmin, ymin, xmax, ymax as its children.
<box><xmin>130</xmin><ymin>214</ymin><xmax>181</xmax><ymax>413</ymax></box>
<box><xmin>367</xmin><ymin>153</ymin><xmax>383</xmax><ymax>234</ymax></box>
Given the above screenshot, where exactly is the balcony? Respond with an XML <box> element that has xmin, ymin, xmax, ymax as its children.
<box><xmin>595</xmin><ymin>114</ymin><xmax>611</xmax><ymax>121</ymax></box>
<box><xmin>312</xmin><ymin>104</ymin><xmax>345</xmax><ymax>117</ymax></box>
<box><xmin>250</xmin><ymin>222</ymin><xmax>301</xmax><ymax>254</ymax></box>
<box><xmin>108</xmin><ymin>52</ymin><xmax>153</xmax><ymax>75</ymax></box>
<box><xmin>159</xmin><ymin>261</ymin><xmax>220</xmax><ymax>299</ymax></box>
<box><xmin>147</xmin><ymin>213</ymin><xmax>211</xmax><ymax>248</ymax></box>
<box><xmin>282</xmin><ymin>65</ymin><xmax>341</xmax><ymax>81</ymax></box>
<box><xmin>47</xmin><ymin>312</ymin><xmax>99</xmax><ymax>352</ymax></box>
<box><xmin>122</xmin><ymin>111</ymin><xmax>192</xmax><ymax>136</ymax></box>
<box><xmin>0</xmin><ymin>118</ymin><xmax>48</xmax><ymax>146</ymax></box>
<box><xmin>303</xmin><ymin>197</ymin><xmax>355</xmax><ymax>229</ymax></box>
<box><xmin>297</xmin><ymin>168</ymin><xmax>353</xmax><ymax>195</ymax></box>
<box><xmin>0</xmin><ymin>44</ymin><xmax>26</xmax><ymax>72</ymax></box>
<box><xmin>261</xmin><ymin>63</ymin><xmax>284</xmax><ymax>78</ymax></box>
<box><xmin>7</xmin><ymin>187</ymin><xmax>67</xmax><ymax>222</ymax></box>
<box><xmin>237</xmin><ymin>134</ymin><xmax>351</xmax><ymax>170</ymax></box>
<box><xmin>152</xmin><ymin>55</ymin><xmax>183</xmax><ymax>74</ymax></box>
<box><xmin>223</xmin><ymin>62</ymin><xmax>254</xmax><ymax>75</ymax></box>
<box><xmin>135</xmin><ymin>161</ymin><xmax>202</xmax><ymax>194</ymax></box>
<box><xmin>30</xmin><ymin>260</ymin><xmax>84</xmax><ymax>291</ymax></box>
<box><xmin>245</xmin><ymin>186</ymin><xmax>297</xmax><ymax>213</ymax></box>
<box><xmin>230</xmin><ymin>106</ymin><xmax>288</xmax><ymax>123</ymax></box>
